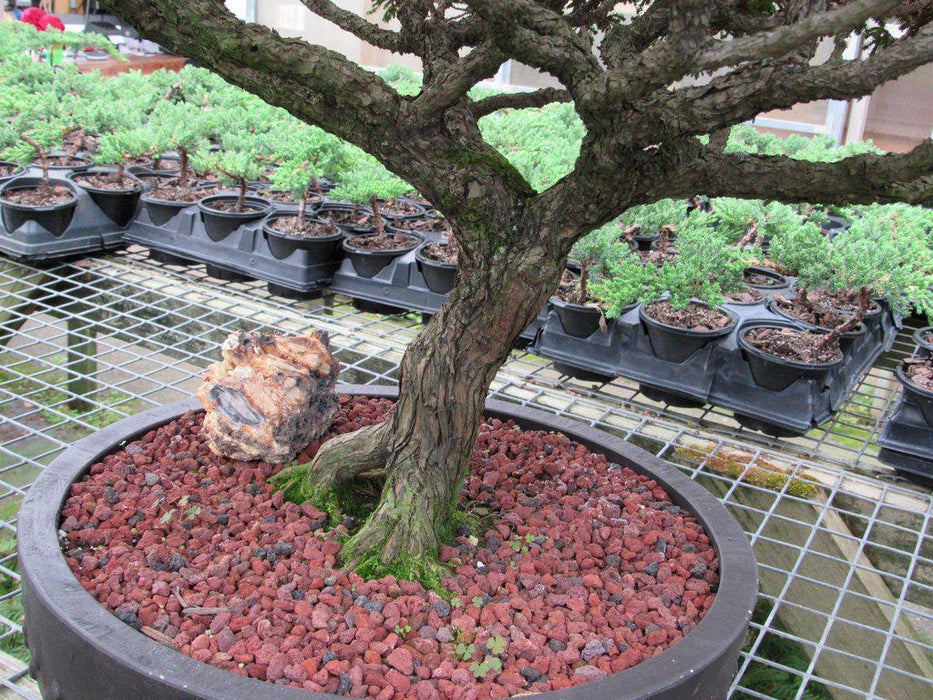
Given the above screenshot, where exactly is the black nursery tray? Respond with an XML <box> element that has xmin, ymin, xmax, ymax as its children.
<box><xmin>326</xmin><ymin>245</ymin><xmax>547</xmax><ymax>343</ymax></box>
<box><xmin>0</xmin><ymin>167</ymin><xmax>129</xmax><ymax>263</ymax></box>
<box><xmin>532</xmin><ymin>295</ymin><xmax>899</xmax><ymax>436</ymax></box>
<box><xmin>124</xmin><ymin>203</ymin><xmax>338</xmax><ymax>298</ymax></box>
<box><xmin>877</xmin><ymin>399</ymin><xmax>933</xmax><ymax>481</ymax></box>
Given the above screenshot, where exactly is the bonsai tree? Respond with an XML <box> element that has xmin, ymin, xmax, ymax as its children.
<box><xmin>92</xmin><ymin>129</ymin><xmax>154</xmax><ymax>186</ymax></box>
<box><xmin>149</xmin><ymin>101</ymin><xmax>211</xmax><ymax>184</ymax></box>
<box><xmin>645</xmin><ymin>214</ymin><xmax>747</xmax><ymax>311</ymax></box>
<box><xmin>712</xmin><ymin>198</ymin><xmax>804</xmax><ymax>248</ymax></box>
<box><xmin>588</xmin><ymin>248</ymin><xmax>652</xmax><ymax>318</ymax></box>
<box><xmin>3</xmin><ymin>118</ymin><xmax>64</xmax><ymax>187</ymax></box>
<box><xmin>565</xmin><ymin>223</ymin><xmax>631</xmax><ymax>306</ymax></box>
<box><xmin>618</xmin><ymin>198</ymin><xmax>685</xmax><ymax>248</ymax></box>
<box><xmin>268</xmin><ymin>126</ymin><xmax>351</xmax><ymax>219</ymax></box>
<box><xmin>103</xmin><ymin>0</ymin><xmax>933</xmax><ymax>579</ymax></box>
<box><xmin>329</xmin><ymin>153</ymin><xmax>412</xmax><ymax>237</ymax></box>
<box><xmin>814</xmin><ymin>206</ymin><xmax>933</xmax><ymax>347</ymax></box>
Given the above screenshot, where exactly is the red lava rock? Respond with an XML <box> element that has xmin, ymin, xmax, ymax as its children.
<box><xmin>62</xmin><ymin>397</ymin><xmax>719</xmax><ymax>698</ymax></box>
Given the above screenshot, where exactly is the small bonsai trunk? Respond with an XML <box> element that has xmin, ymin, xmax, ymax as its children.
<box><xmin>576</xmin><ymin>259</ymin><xmax>589</xmax><ymax>305</ymax></box>
<box><xmin>736</xmin><ymin>223</ymin><xmax>758</xmax><ymax>249</ymax></box>
<box><xmin>370</xmin><ymin>195</ymin><xmax>385</xmax><ymax>238</ymax></box>
<box><xmin>236</xmin><ymin>178</ymin><xmax>248</xmax><ymax>212</ymax></box>
<box><xmin>658</xmin><ymin>225</ymin><xmax>673</xmax><ymax>250</ymax></box>
<box><xmin>297</xmin><ymin>193</ymin><xmax>308</xmax><ymax>221</ymax></box>
<box><xmin>23</xmin><ymin>137</ymin><xmax>49</xmax><ymax>186</ymax></box>
<box><xmin>179</xmin><ymin>147</ymin><xmax>189</xmax><ymax>185</ymax></box>
<box><xmin>622</xmin><ymin>224</ymin><xmax>636</xmax><ymax>244</ymax></box>
<box><xmin>794</xmin><ymin>285</ymin><xmax>808</xmax><ymax>307</ymax></box>
<box><xmin>116</xmin><ymin>161</ymin><xmax>126</xmax><ymax>183</ymax></box>
<box><xmin>311</xmin><ymin>175</ymin><xmax>323</xmax><ymax>197</ymax></box>
<box><xmin>816</xmin><ymin>286</ymin><xmax>870</xmax><ymax>350</ymax></box>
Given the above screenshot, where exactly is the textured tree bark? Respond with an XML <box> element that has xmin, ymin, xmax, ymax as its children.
<box><xmin>284</xmin><ymin>220</ymin><xmax>565</xmax><ymax>567</ymax></box>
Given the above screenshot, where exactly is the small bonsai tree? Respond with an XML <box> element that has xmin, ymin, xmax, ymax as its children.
<box><xmin>768</xmin><ymin>220</ymin><xmax>831</xmax><ymax>303</ymax></box>
<box><xmin>92</xmin><ymin>129</ymin><xmax>154</xmax><ymax>187</ymax></box>
<box><xmin>618</xmin><ymin>199</ymin><xmax>685</xmax><ymax>248</ymax></box>
<box><xmin>205</xmin><ymin>147</ymin><xmax>265</xmax><ymax>212</ymax></box>
<box><xmin>149</xmin><ymin>101</ymin><xmax>210</xmax><ymax>184</ymax></box>
<box><xmin>813</xmin><ymin>207</ymin><xmax>933</xmax><ymax>348</ymax></box>
<box><xmin>587</xmin><ymin>247</ymin><xmax>652</xmax><ymax>318</ymax></box>
<box><xmin>712</xmin><ymin>199</ymin><xmax>804</xmax><ymax>249</ymax></box>
<box><xmin>268</xmin><ymin>126</ymin><xmax>352</xmax><ymax>221</ymax></box>
<box><xmin>4</xmin><ymin>118</ymin><xmax>64</xmax><ymax>187</ymax></box>
<box><xmin>329</xmin><ymin>153</ymin><xmax>411</xmax><ymax>237</ymax></box>
<box><xmin>645</xmin><ymin>214</ymin><xmax>746</xmax><ymax>311</ymax></box>
<box><xmin>565</xmin><ymin>223</ymin><xmax>630</xmax><ymax>305</ymax></box>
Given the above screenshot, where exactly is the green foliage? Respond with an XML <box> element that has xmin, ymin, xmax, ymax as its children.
<box><xmin>619</xmin><ymin>199</ymin><xmax>685</xmax><ymax>234</ymax></box>
<box><xmin>767</xmin><ymin>221</ymin><xmax>830</xmax><ymax>279</ymax></box>
<box><xmin>486</xmin><ymin>634</ymin><xmax>507</xmax><ymax>655</ymax></box>
<box><xmin>378</xmin><ymin>65</ymin><xmax>421</xmax><ymax>96</ymax></box>
<box><xmin>470</xmin><ymin>655</ymin><xmax>503</xmax><ymax>679</ymax></box>
<box><xmin>94</xmin><ymin>129</ymin><xmax>154</xmax><ymax>168</ymax></box>
<box><xmin>586</xmin><ymin>247</ymin><xmax>651</xmax><ymax>318</ymax></box>
<box><xmin>647</xmin><ymin>212</ymin><xmax>746</xmax><ymax>309</ymax></box>
<box><xmin>327</xmin><ymin>151</ymin><xmax>409</xmax><ymax>204</ymax></box>
<box><xmin>712</xmin><ymin>198</ymin><xmax>804</xmax><ymax>246</ymax></box>
<box><xmin>479</xmin><ymin>102</ymin><xmax>583</xmax><ymax>191</ymax></box>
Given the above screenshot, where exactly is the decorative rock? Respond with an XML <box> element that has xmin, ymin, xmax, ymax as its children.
<box><xmin>196</xmin><ymin>329</ymin><xmax>340</xmax><ymax>463</ymax></box>
<box><xmin>581</xmin><ymin>639</ymin><xmax>606</xmax><ymax>661</ymax></box>
<box><xmin>386</xmin><ymin>647</ymin><xmax>414</xmax><ymax>675</ymax></box>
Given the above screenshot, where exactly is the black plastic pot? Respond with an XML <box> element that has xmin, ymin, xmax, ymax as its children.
<box><xmin>198</xmin><ymin>195</ymin><xmax>272</xmax><ymax>242</ymax></box>
<box><xmin>744</xmin><ymin>266</ymin><xmax>789</xmax><ymax>292</ymax></box>
<box><xmin>317</xmin><ymin>201</ymin><xmax>375</xmax><ymax>235</ymax></box>
<box><xmin>19</xmin><ymin>385</ymin><xmax>756</xmax><ymax>700</ymax></box>
<box><xmin>262</xmin><ymin>212</ymin><xmax>343</xmax><ymax>262</ymax></box>
<box><xmin>550</xmin><ymin>297</ymin><xmax>607</xmax><ymax>338</ymax></box>
<box><xmin>140</xmin><ymin>189</ymin><xmax>199</xmax><ymax>227</ymax></box>
<box><xmin>0</xmin><ymin>177</ymin><xmax>77</xmax><ymax>236</ymax></box>
<box><xmin>343</xmin><ymin>233</ymin><xmax>422</xmax><ymax>278</ymax></box>
<box><xmin>915</xmin><ymin>326</ymin><xmax>933</xmax><ymax>357</ymax></box>
<box><xmin>737</xmin><ymin>320</ymin><xmax>843</xmax><ymax>392</ymax></box>
<box><xmin>897</xmin><ymin>362</ymin><xmax>933</xmax><ymax>428</ymax></box>
<box><xmin>415</xmin><ymin>241</ymin><xmax>457</xmax><ymax>294</ymax></box>
<box><xmin>67</xmin><ymin>169</ymin><xmax>143</xmax><ymax>227</ymax></box>
<box><xmin>632</xmin><ymin>231</ymin><xmax>660</xmax><ymax>251</ymax></box>
<box><xmin>378</xmin><ymin>199</ymin><xmax>427</xmax><ymax>222</ymax></box>
<box><xmin>40</xmin><ymin>151</ymin><xmax>91</xmax><ymax>174</ymax></box>
<box><xmin>767</xmin><ymin>299</ymin><xmax>868</xmax><ymax>355</ymax></box>
<box><xmin>640</xmin><ymin>302</ymin><xmax>737</xmax><ymax>363</ymax></box>
<box><xmin>0</xmin><ymin>160</ymin><xmax>24</xmax><ymax>186</ymax></box>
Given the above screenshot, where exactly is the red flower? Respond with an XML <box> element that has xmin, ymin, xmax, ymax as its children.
<box><xmin>20</xmin><ymin>8</ymin><xmax>47</xmax><ymax>28</ymax></box>
<box><xmin>39</xmin><ymin>16</ymin><xmax>66</xmax><ymax>32</ymax></box>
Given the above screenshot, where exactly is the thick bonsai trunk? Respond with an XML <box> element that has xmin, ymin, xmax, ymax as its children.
<box><xmin>282</xmin><ymin>221</ymin><xmax>564</xmax><ymax>571</ymax></box>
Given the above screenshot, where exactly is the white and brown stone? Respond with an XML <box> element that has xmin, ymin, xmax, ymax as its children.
<box><xmin>196</xmin><ymin>329</ymin><xmax>340</xmax><ymax>463</ymax></box>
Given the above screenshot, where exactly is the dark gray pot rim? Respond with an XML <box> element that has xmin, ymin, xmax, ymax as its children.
<box><xmin>744</xmin><ymin>266</ymin><xmax>789</xmax><ymax>291</ymax></box>
<box><xmin>415</xmin><ymin>241</ymin><xmax>458</xmax><ymax>270</ymax></box>
<box><xmin>67</xmin><ymin>168</ymin><xmax>144</xmax><ymax>195</ymax></box>
<box><xmin>38</xmin><ymin>152</ymin><xmax>92</xmax><ymax>170</ymax></box>
<box><xmin>640</xmin><ymin>301</ymin><xmax>738</xmax><ymax>338</ymax></box>
<box><xmin>20</xmin><ymin>384</ymin><xmax>756</xmax><ymax>700</ymax></box>
<box><xmin>766</xmin><ymin>298</ymin><xmax>869</xmax><ymax>337</ymax></box>
<box><xmin>198</xmin><ymin>194</ymin><xmax>272</xmax><ymax>218</ymax></box>
<box><xmin>897</xmin><ymin>361</ymin><xmax>933</xmax><ymax>399</ymax></box>
<box><xmin>738</xmin><ymin>320</ymin><xmax>843</xmax><ymax>370</ymax></box>
<box><xmin>343</xmin><ymin>232</ymin><xmax>422</xmax><ymax>255</ymax></box>
<box><xmin>262</xmin><ymin>212</ymin><xmax>342</xmax><ymax>242</ymax></box>
<box><xmin>0</xmin><ymin>177</ymin><xmax>78</xmax><ymax>212</ymax></box>
<box><xmin>913</xmin><ymin>326</ymin><xmax>933</xmax><ymax>352</ymax></box>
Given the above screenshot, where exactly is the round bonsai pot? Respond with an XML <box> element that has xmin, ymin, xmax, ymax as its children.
<box><xmin>0</xmin><ymin>177</ymin><xmax>77</xmax><ymax>236</ymax></box>
<box><xmin>737</xmin><ymin>320</ymin><xmax>843</xmax><ymax>392</ymax></box>
<box><xmin>640</xmin><ymin>302</ymin><xmax>738</xmax><ymax>363</ymax></box>
<box><xmin>378</xmin><ymin>199</ymin><xmax>428</xmax><ymax>223</ymax></box>
<box><xmin>631</xmin><ymin>231</ymin><xmax>659</xmax><ymax>251</ymax></box>
<box><xmin>67</xmin><ymin>169</ymin><xmax>143</xmax><ymax>227</ymax></box>
<box><xmin>198</xmin><ymin>195</ymin><xmax>272</xmax><ymax>242</ymax></box>
<box><xmin>415</xmin><ymin>241</ymin><xmax>457</xmax><ymax>294</ymax></box>
<box><xmin>19</xmin><ymin>385</ymin><xmax>756</xmax><ymax>700</ymax></box>
<box><xmin>744</xmin><ymin>266</ymin><xmax>789</xmax><ymax>293</ymax></box>
<box><xmin>897</xmin><ymin>362</ymin><xmax>933</xmax><ymax>427</ymax></box>
<box><xmin>914</xmin><ymin>326</ymin><xmax>933</xmax><ymax>357</ymax></box>
<box><xmin>140</xmin><ymin>186</ymin><xmax>201</xmax><ymax>227</ymax></box>
<box><xmin>317</xmin><ymin>201</ymin><xmax>376</xmax><ymax>236</ymax></box>
<box><xmin>0</xmin><ymin>160</ymin><xmax>24</xmax><ymax>186</ymax></box>
<box><xmin>40</xmin><ymin>151</ymin><xmax>92</xmax><ymax>174</ymax></box>
<box><xmin>343</xmin><ymin>233</ymin><xmax>422</xmax><ymax>278</ymax></box>
<box><xmin>262</xmin><ymin>212</ymin><xmax>343</xmax><ymax>262</ymax></box>
<box><xmin>550</xmin><ymin>297</ymin><xmax>610</xmax><ymax>338</ymax></box>
<box><xmin>766</xmin><ymin>299</ymin><xmax>869</xmax><ymax>355</ymax></box>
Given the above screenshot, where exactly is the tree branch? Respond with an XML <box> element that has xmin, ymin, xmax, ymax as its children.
<box><xmin>656</xmin><ymin>140</ymin><xmax>933</xmax><ymax>206</ymax></box>
<box><xmin>470</xmin><ymin>87</ymin><xmax>571</xmax><ymax>117</ymax></box>
<box><xmin>299</xmin><ymin>0</ymin><xmax>408</xmax><ymax>53</ymax></box>
<box><xmin>680</xmin><ymin>22</ymin><xmax>933</xmax><ymax>138</ymax></box>
<box><xmin>413</xmin><ymin>40</ymin><xmax>507</xmax><ymax>118</ymax></box>
<box><xmin>692</xmin><ymin>0</ymin><xmax>899</xmax><ymax>73</ymax></box>
<box><xmin>466</xmin><ymin>0</ymin><xmax>602</xmax><ymax>95</ymax></box>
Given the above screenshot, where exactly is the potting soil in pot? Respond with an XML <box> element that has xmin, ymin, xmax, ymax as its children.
<box><xmin>61</xmin><ymin>396</ymin><xmax>719</xmax><ymax>699</ymax></box>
